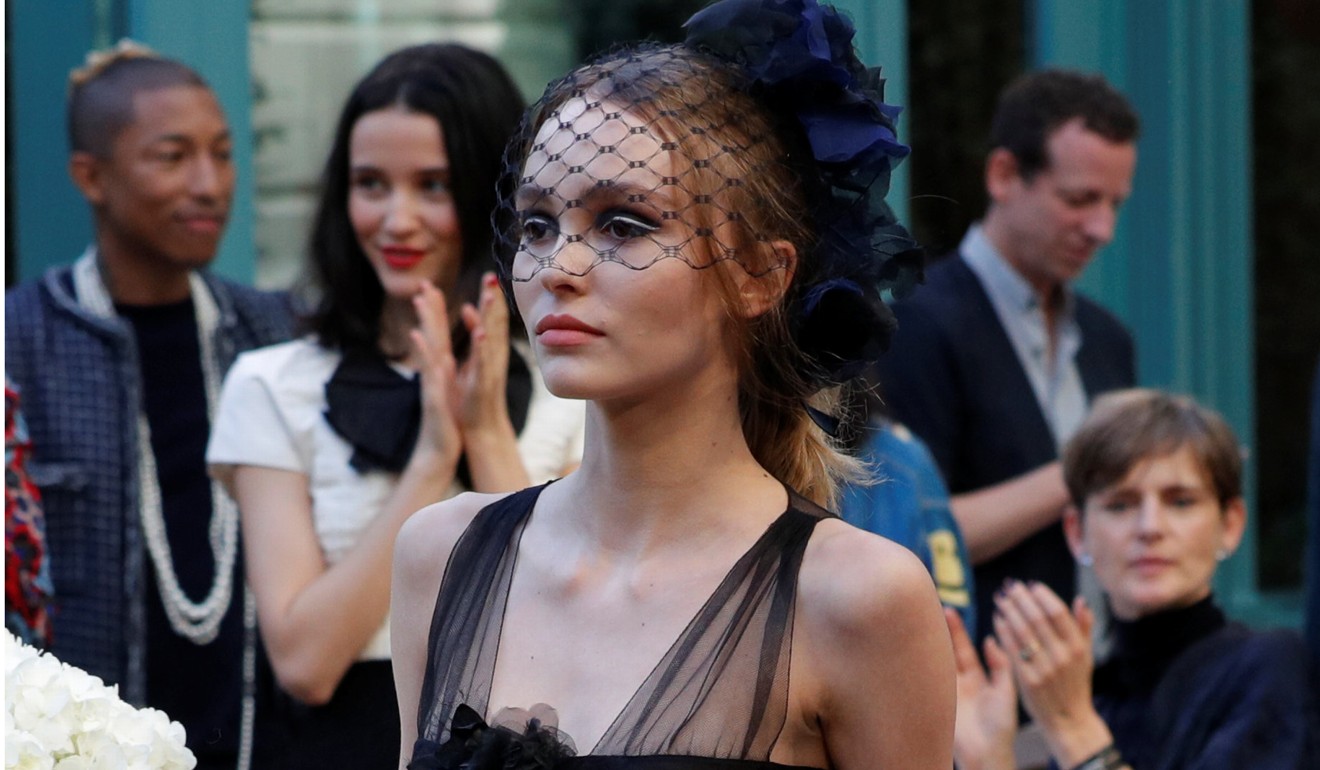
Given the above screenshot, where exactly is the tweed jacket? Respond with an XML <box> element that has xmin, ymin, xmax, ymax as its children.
<box><xmin>4</xmin><ymin>256</ymin><xmax>292</xmax><ymax>704</ymax></box>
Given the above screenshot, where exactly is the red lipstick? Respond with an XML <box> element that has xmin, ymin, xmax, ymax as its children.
<box><xmin>535</xmin><ymin>314</ymin><xmax>604</xmax><ymax>347</ymax></box>
<box><xmin>381</xmin><ymin>245</ymin><xmax>425</xmax><ymax>271</ymax></box>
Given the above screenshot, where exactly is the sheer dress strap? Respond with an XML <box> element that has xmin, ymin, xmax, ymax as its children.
<box><xmin>415</xmin><ymin>485</ymin><xmax>832</xmax><ymax>764</ymax></box>
<box><xmin>416</xmin><ymin>485</ymin><xmax>545</xmax><ymax>742</ymax></box>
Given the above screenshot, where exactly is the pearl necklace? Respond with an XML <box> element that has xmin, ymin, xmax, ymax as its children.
<box><xmin>73</xmin><ymin>251</ymin><xmax>254</xmax><ymax>767</ymax></box>
<box><xmin>139</xmin><ymin>277</ymin><xmax>237</xmax><ymax>643</ymax></box>
<box><xmin>75</xmin><ymin>255</ymin><xmax>239</xmax><ymax>644</ymax></box>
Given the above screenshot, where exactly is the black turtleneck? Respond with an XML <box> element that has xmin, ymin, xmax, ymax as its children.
<box><xmin>1086</xmin><ymin>596</ymin><xmax>1318</xmax><ymax>770</ymax></box>
<box><xmin>1093</xmin><ymin>595</ymin><xmax>1225</xmax><ymax>697</ymax></box>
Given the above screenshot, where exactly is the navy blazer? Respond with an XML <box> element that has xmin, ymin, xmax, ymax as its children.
<box><xmin>873</xmin><ymin>253</ymin><xmax>1135</xmax><ymax>640</ymax></box>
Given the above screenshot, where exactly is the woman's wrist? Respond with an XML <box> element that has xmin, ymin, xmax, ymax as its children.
<box><xmin>1043</xmin><ymin>712</ymin><xmax>1114</xmax><ymax>770</ymax></box>
<box><xmin>983</xmin><ymin>744</ymin><xmax>1017</xmax><ymax>770</ymax></box>
<box><xmin>404</xmin><ymin>443</ymin><xmax>461</xmax><ymax>483</ymax></box>
<box><xmin>953</xmin><ymin>739</ymin><xmax>1015</xmax><ymax>770</ymax></box>
<box><xmin>461</xmin><ymin>414</ymin><xmax>518</xmax><ymax>447</ymax></box>
<box><xmin>1066</xmin><ymin>743</ymin><xmax>1124</xmax><ymax>770</ymax></box>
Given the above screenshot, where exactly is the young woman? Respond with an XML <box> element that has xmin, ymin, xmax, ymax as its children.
<box><xmin>949</xmin><ymin>389</ymin><xmax>1318</xmax><ymax>770</ymax></box>
<box><xmin>391</xmin><ymin>2</ymin><xmax>956</xmax><ymax>768</ymax></box>
<box><xmin>208</xmin><ymin>44</ymin><xmax>584</xmax><ymax>769</ymax></box>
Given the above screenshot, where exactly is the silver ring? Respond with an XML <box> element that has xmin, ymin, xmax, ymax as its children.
<box><xmin>1019</xmin><ymin>645</ymin><xmax>1037</xmax><ymax>663</ymax></box>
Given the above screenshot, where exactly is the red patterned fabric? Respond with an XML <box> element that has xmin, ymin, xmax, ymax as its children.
<box><xmin>6</xmin><ymin>380</ymin><xmax>51</xmax><ymax>646</ymax></box>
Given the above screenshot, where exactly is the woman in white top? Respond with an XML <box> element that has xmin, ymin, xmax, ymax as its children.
<box><xmin>207</xmin><ymin>44</ymin><xmax>583</xmax><ymax>770</ymax></box>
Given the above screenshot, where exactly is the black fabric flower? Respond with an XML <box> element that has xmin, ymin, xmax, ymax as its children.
<box><xmin>409</xmin><ymin>704</ymin><xmax>576</xmax><ymax>770</ymax></box>
<box><xmin>685</xmin><ymin>0</ymin><xmax>923</xmax><ymax>387</ymax></box>
<box><xmin>796</xmin><ymin>278</ymin><xmax>896</xmax><ymax>383</ymax></box>
<box><xmin>684</xmin><ymin>0</ymin><xmax>910</xmax><ymax>194</ymax></box>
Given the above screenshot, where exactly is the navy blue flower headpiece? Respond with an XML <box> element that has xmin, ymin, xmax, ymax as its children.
<box><xmin>684</xmin><ymin>0</ymin><xmax>922</xmax><ymax>385</ymax></box>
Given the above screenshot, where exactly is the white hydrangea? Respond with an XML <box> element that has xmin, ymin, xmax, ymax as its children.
<box><xmin>4</xmin><ymin>632</ymin><xmax>196</xmax><ymax>770</ymax></box>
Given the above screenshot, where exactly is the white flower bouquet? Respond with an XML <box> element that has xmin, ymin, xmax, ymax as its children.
<box><xmin>4</xmin><ymin>632</ymin><xmax>196</xmax><ymax>770</ymax></box>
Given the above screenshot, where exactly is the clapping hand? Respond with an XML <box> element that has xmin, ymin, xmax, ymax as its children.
<box><xmin>409</xmin><ymin>280</ymin><xmax>463</xmax><ymax>473</ymax></box>
<box><xmin>946</xmin><ymin>608</ymin><xmax>1017</xmax><ymax>770</ymax></box>
<box><xmin>993</xmin><ymin>581</ymin><xmax>1114</xmax><ymax>767</ymax></box>
<box><xmin>455</xmin><ymin>273</ymin><xmax>515</xmax><ymax>439</ymax></box>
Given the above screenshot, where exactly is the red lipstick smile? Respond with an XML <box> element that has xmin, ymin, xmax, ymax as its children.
<box><xmin>535</xmin><ymin>314</ymin><xmax>604</xmax><ymax>347</ymax></box>
<box><xmin>381</xmin><ymin>245</ymin><xmax>426</xmax><ymax>271</ymax></box>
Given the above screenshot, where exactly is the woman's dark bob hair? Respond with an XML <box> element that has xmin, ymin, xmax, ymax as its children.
<box><xmin>1062</xmin><ymin>388</ymin><xmax>1243</xmax><ymax>510</ymax></box>
<box><xmin>303</xmin><ymin>43</ymin><xmax>525</xmax><ymax>353</ymax></box>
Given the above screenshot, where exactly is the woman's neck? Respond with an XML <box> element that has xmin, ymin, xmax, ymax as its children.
<box><xmin>557</xmin><ymin>376</ymin><xmax>785</xmax><ymax>559</ymax></box>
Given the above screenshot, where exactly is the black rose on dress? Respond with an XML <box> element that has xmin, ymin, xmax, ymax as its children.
<box><xmin>409</xmin><ymin>704</ymin><xmax>576</xmax><ymax>770</ymax></box>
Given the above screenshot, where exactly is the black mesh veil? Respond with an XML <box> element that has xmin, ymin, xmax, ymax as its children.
<box><xmin>492</xmin><ymin>28</ymin><xmax>919</xmax><ymax>391</ymax></box>
<box><xmin>495</xmin><ymin>45</ymin><xmax>802</xmax><ymax>284</ymax></box>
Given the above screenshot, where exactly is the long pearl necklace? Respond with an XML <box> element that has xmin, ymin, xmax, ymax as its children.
<box><xmin>74</xmin><ymin>252</ymin><xmax>253</xmax><ymax>768</ymax></box>
<box><xmin>139</xmin><ymin>277</ymin><xmax>237</xmax><ymax>643</ymax></box>
<box><xmin>76</xmin><ymin>255</ymin><xmax>239</xmax><ymax>643</ymax></box>
<box><xmin>135</xmin><ymin>429</ymin><xmax>239</xmax><ymax>643</ymax></box>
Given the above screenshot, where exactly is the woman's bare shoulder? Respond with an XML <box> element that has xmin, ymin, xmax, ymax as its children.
<box><xmin>793</xmin><ymin>518</ymin><xmax>956</xmax><ymax>768</ymax></box>
<box><xmin>798</xmin><ymin>517</ymin><xmax>940</xmax><ymax>632</ymax></box>
<box><xmin>393</xmin><ymin>491</ymin><xmax>511</xmax><ymax>591</ymax></box>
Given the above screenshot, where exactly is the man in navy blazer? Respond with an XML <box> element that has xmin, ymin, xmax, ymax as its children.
<box><xmin>875</xmin><ymin>70</ymin><xmax>1139</xmax><ymax>642</ymax></box>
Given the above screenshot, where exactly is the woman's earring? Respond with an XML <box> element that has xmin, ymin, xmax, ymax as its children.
<box><xmin>1077</xmin><ymin>552</ymin><xmax>1094</xmax><ymax>567</ymax></box>
<box><xmin>1216</xmin><ymin>547</ymin><xmax>1232</xmax><ymax>562</ymax></box>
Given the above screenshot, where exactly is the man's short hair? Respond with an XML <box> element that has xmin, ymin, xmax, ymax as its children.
<box><xmin>1062</xmin><ymin>389</ymin><xmax>1243</xmax><ymax>511</ymax></box>
<box><xmin>989</xmin><ymin>69</ymin><xmax>1140</xmax><ymax>180</ymax></box>
<box><xmin>66</xmin><ymin>39</ymin><xmax>209</xmax><ymax>158</ymax></box>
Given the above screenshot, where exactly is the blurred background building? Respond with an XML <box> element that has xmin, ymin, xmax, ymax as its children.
<box><xmin>6</xmin><ymin>0</ymin><xmax>1317</xmax><ymax>630</ymax></box>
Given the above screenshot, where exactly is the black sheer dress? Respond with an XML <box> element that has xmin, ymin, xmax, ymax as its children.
<box><xmin>409</xmin><ymin>484</ymin><xmax>832</xmax><ymax>770</ymax></box>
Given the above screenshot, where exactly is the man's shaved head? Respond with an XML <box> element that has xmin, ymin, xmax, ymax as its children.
<box><xmin>67</xmin><ymin>40</ymin><xmax>209</xmax><ymax>158</ymax></box>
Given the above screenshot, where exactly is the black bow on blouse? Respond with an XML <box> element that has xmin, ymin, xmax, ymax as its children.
<box><xmin>323</xmin><ymin>347</ymin><xmax>532</xmax><ymax>478</ymax></box>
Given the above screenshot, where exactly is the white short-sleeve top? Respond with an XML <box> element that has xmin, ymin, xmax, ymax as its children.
<box><xmin>207</xmin><ymin>337</ymin><xmax>585</xmax><ymax>660</ymax></box>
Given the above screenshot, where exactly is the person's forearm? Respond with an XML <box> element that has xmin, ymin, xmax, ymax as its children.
<box><xmin>261</xmin><ymin>452</ymin><xmax>455</xmax><ymax>704</ymax></box>
<box><xmin>463</xmin><ymin>419</ymin><xmax>531</xmax><ymax>492</ymax></box>
<box><xmin>950</xmin><ymin>462</ymin><xmax>1070</xmax><ymax>564</ymax></box>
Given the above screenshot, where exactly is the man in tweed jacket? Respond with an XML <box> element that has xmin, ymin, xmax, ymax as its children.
<box><xmin>5</xmin><ymin>44</ymin><xmax>290</xmax><ymax>769</ymax></box>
